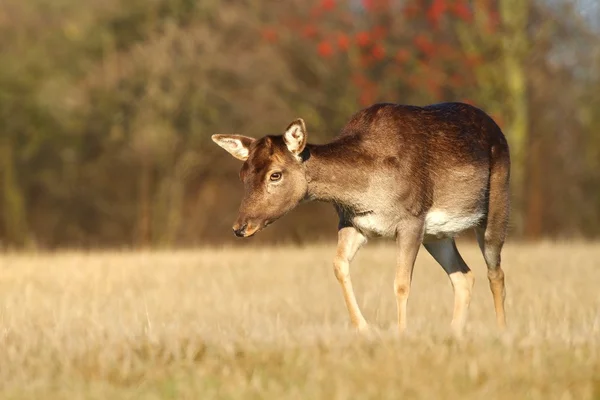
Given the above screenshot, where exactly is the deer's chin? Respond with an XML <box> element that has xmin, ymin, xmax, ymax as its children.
<box><xmin>240</xmin><ymin>225</ymin><xmax>261</xmax><ymax>238</ymax></box>
<box><xmin>237</xmin><ymin>220</ymin><xmax>269</xmax><ymax>238</ymax></box>
<box><xmin>246</xmin><ymin>218</ymin><xmax>280</xmax><ymax>237</ymax></box>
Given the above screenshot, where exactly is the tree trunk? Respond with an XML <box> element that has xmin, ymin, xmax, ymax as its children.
<box><xmin>0</xmin><ymin>136</ymin><xmax>29</xmax><ymax>247</ymax></box>
<box><xmin>137</xmin><ymin>155</ymin><xmax>152</xmax><ymax>248</ymax></box>
<box><xmin>524</xmin><ymin>136</ymin><xmax>543</xmax><ymax>238</ymax></box>
<box><xmin>500</xmin><ymin>0</ymin><xmax>530</xmax><ymax>235</ymax></box>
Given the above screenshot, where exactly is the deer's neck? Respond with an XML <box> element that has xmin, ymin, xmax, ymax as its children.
<box><xmin>303</xmin><ymin>142</ymin><xmax>369</xmax><ymax>208</ymax></box>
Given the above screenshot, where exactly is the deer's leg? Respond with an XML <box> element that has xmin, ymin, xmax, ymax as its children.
<box><xmin>477</xmin><ymin>152</ymin><xmax>510</xmax><ymax>330</ymax></box>
<box><xmin>333</xmin><ymin>226</ymin><xmax>368</xmax><ymax>331</ymax></box>
<box><xmin>424</xmin><ymin>238</ymin><xmax>474</xmax><ymax>336</ymax></box>
<box><xmin>475</xmin><ymin>226</ymin><xmax>507</xmax><ymax>329</ymax></box>
<box><xmin>394</xmin><ymin>220</ymin><xmax>424</xmax><ymax>334</ymax></box>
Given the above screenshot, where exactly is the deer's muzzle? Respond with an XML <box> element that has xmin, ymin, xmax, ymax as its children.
<box><xmin>232</xmin><ymin>219</ymin><xmax>262</xmax><ymax>238</ymax></box>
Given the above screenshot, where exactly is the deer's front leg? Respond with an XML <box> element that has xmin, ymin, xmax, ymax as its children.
<box><xmin>333</xmin><ymin>226</ymin><xmax>368</xmax><ymax>331</ymax></box>
<box><xmin>394</xmin><ymin>219</ymin><xmax>424</xmax><ymax>334</ymax></box>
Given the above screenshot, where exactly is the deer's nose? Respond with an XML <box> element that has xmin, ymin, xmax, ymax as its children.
<box><xmin>232</xmin><ymin>223</ymin><xmax>247</xmax><ymax>238</ymax></box>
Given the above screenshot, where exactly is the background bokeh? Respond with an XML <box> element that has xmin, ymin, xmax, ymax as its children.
<box><xmin>1</xmin><ymin>0</ymin><xmax>599</xmax><ymax>249</ymax></box>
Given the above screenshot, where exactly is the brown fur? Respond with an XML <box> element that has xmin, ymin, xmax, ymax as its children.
<box><xmin>212</xmin><ymin>102</ymin><xmax>510</xmax><ymax>335</ymax></box>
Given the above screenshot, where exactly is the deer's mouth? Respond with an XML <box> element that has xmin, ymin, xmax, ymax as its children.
<box><xmin>233</xmin><ymin>220</ymin><xmax>270</xmax><ymax>238</ymax></box>
<box><xmin>233</xmin><ymin>223</ymin><xmax>260</xmax><ymax>238</ymax></box>
<box><xmin>244</xmin><ymin>219</ymin><xmax>275</xmax><ymax>237</ymax></box>
<box><xmin>233</xmin><ymin>216</ymin><xmax>278</xmax><ymax>238</ymax></box>
<box><xmin>242</xmin><ymin>224</ymin><xmax>261</xmax><ymax>238</ymax></box>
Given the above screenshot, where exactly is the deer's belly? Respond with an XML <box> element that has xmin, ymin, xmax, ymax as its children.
<box><xmin>351</xmin><ymin>209</ymin><xmax>484</xmax><ymax>239</ymax></box>
<box><xmin>351</xmin><ymin>212</ymin><xmax>398</xmax><ymax>237</ymax></box>
<box><xmin>423</xmin><ymin>209</ymin><xmax>484</xmax><ymax>239</ymax></box>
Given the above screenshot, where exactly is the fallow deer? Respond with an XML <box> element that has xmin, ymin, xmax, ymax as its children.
<box><xmin>212</xmin><ymin>102</ymin><xmax>510</xmax><ymax>336</ymax></box>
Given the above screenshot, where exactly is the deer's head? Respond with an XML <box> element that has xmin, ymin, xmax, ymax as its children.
<box><xmin>211</xmin><ymin>119</ymin><xmax>309</xmax><ymax>238</ymax></box>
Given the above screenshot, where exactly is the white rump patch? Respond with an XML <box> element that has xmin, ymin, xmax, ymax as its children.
<box><xmin>424</xmin><ymin>209</ymin><xmax>483</xmax><ymax>238</ymax></box>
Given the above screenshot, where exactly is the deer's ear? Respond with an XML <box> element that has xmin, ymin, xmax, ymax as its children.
<box><xmin>283</xmin><ymin>118</ymin><xmax>307</xmax><ymax>156</ymax></box>
<box><xmin>211</xmin><ymin>134</ymin><xmax>255</xmax><ymax>161</ymax></box>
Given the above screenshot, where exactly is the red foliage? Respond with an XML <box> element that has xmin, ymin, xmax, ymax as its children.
<box><xmin>451</xmin><ymin>1</ymin><xmax>472</xmax><ymax>22</ymax></box>
<box><xmin>302</xmin><ymin>25</ymin><xmax>318</xmax><ymax>39</ymax></box>
<box><xmin>261</xmin><ymin>27</ymin><xmax>278</xmax><ymax>43</ymax></box>
<box><xmin>449</xmin><ymin>73</ymin><xmax>464</xmax><ymax>87</ymax></box>
<box><xmin>340</xmin><ymin>11</ymin><xmax>354</xmax><ymax>25</ymax></box>
<box><xmin>414</xmin><ymin>34</ymin><xmax>435</xmax><ymax>56</ymax></box>
<box><xmin>395</xmin><ymin>49</ymin><xmax>411</xmax><ymax>64</ymax></box>
<box><xmin>371</xmin><ymin>25</ymin><xmax>387</xmax><ymax>41</ymax></box>
<box><xmin>435</xmin><ymin>42</ymin><xmax>459</xmax><ymax>60</ymax></box>
<box><xmin>320</xmin><ymin>0</ymin><xmax>336</xmax><ymax>11</ymax></box>
<box><xmin>317</xmin><ymin>40</ymin><xmax>334</xmax><ymax>58</ymax></box>
<box><xmin>356</xmin><ymin>31</ymin><xmax>370</xmax><ymax>47</ymax></box>
<box><xmin>281</xmin><ymin>17</ymin><xmax>301</xmax><ymax>31</ymax></box>
<box><xmin>310</xmin><ymin>5</ymin><xmax>323</xmax><ymax>18</ymax></box>
<box><xmin>427</xmin><ymin>0</ymin><xmax>447</xmax><ymax>29</ymax></box>
<box><xmin>351</xmin><ymin>73</ymin><xmax>370</xmax><ymax>88</ymax></box>
<box><xmin>360</xmin><ymin>53</ymin><xmax>374</xmax><ymax>68</ymax></box>
<box><xmin>362</xmin><ymin>0</ymin><xmax>391</xmax><ymax>12</ymax></box>
<box><xmin>487</xmin><ymin>10</ymin><xmax>500</xmax><ymax>33</ymax></box>
<box><xmin>337</xmin><ymin>33</ymin><xmax>350</xmax><ymax>51</ymax></box>
<box><xmin>360</xmin><ymin>85</ymin><xmax>377</xmax><ymax>106</ymax></box>
<box><xmin>260</xmin><ymin>0</ymin><xmax>492</xmax><ymax>105</ymax></box>
<box><xmin>403</xmin><ymin>4</ymin><xmax>420</xmax><ymax>18</ymax></box>
<box><xmin>492</xmin><ymin>112</ymin><xmax>505</xmax><ymax>128</ymax></box>
<box><xmin>362</xmin><ymin>0</ymin><xmax>373</xmax><ymax>10</ymax></box>
<box><xmin>407</xmin><ymin>73</ymin><xmax>421</xmax><ymax>89</ymax></box>
<box><xmin>465</xmin><ymin>53</ymin><xmax>483</xmax><ymax>67</ymax></box>
<box><xmin>372</xmin><ymin>44</ymin><xmax>386</xmax><ymax>60</ymax></box>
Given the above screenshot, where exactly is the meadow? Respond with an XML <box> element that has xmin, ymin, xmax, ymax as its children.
<box><xmin>0</xmin><ymin>241</ymin><xmax>598</xmax><ymax>399</ymax></box>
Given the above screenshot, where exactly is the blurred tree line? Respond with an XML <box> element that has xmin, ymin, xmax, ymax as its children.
<box><xmin>0</xmin><ymin>0</ymin><xmax>599</xmax><ymax>249</ymax></box>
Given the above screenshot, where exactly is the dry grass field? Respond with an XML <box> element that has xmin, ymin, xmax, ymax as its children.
<box><xmin>0</xmin><ymin>241</ymin><xmax>599</xmax><ymax>399</ymax></box>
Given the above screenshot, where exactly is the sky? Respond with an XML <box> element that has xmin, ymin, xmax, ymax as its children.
<box><xmin>577</xmin><ymin>0</ymin><xmax>600</xmax><ymax>29</ymax></box>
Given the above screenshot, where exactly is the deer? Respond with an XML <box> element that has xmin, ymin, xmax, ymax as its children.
<box><xmin>211</xmin><ymin>102</ymin><xmax>510</xmax><ymax>336</ymax></box>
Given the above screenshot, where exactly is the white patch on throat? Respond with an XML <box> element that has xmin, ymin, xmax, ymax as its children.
<box><xmin>424</xmin><ymin>209</ymin><xmax>483</xmax><ymax>238</ymax></box>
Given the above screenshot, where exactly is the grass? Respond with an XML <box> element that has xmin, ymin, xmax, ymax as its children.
<box><xmin>0</xmin><ymin>241</ymin><xmax>599</xmax><ymax>399</ymax></box>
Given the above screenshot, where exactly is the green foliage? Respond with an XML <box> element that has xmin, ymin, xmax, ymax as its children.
<box><xmin>0</xmin><ymin>0</ymin><xmax>599</xmax><ymax>248</ymax></box>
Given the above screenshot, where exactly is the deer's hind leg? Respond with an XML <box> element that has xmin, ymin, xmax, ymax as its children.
<box><xmin>334</xmin><ymin>225</ymin><xmax>369</xmax><ymax>331</ymax></box>
<box><xmin>394</xmin><ymin>218</ymin><xmax>424</xmax><ymax>334</ymax></box>
<box><xmin>475</xmin><ymin>223</ymin><xmax>507</xmax><ymax>330</ymax></box>
<box><xmin>477</xmin><ymin>147</ymin><xmax>510</xmax><ymax>329</ymax></box>
<box><xmin>424</xmin><ymin>238</ymin><xmax>474</xmax><ymax>336</ymax></box>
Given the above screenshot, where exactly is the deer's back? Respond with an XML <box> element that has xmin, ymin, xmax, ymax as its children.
<box><xmin>338</xmin><ymin>102</ymin><xmax>505</xmax><ymax>162</ymax></box>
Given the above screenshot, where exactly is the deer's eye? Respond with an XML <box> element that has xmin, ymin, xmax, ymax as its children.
<box><xmin>269</xmin><ymin>172</ymin><xmax>282</xmax><ymax>182</ymax></box>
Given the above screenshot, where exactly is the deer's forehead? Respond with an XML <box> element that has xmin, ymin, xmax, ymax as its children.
<box><xmin>240</xmin><ymin>142</ymin><xmax>288</xmax><ymax>178</ymax></box>
<box><xmin>247</xmin><ymin>139</ymin><xmax>289</xmax><ymax>170</ymax></box>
